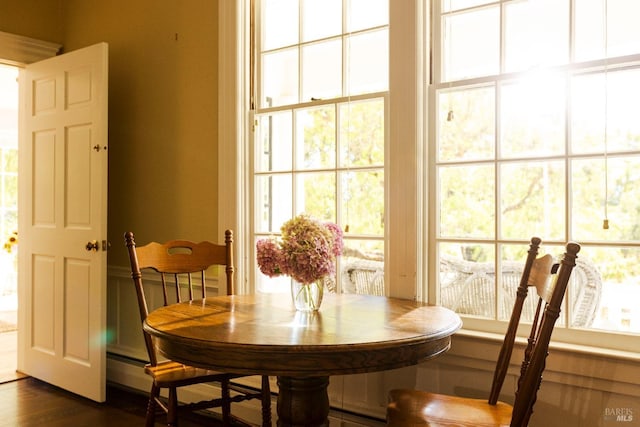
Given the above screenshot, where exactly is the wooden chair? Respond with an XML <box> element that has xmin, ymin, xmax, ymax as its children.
<box><xmin>386</xmin><ymin>238</ymin><xmax>581</xmax><ymax>427</ymax></box>
<box><xmin>124</xmin><ymin>230</ymin><xmax>272</xmax><ymax>427</ymax></box>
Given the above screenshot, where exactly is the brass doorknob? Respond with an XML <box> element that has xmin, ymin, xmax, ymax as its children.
<box><xmin>86</xmin><ymin>240</ymin><xmax>99</xmax><ymax>251</ymax></box>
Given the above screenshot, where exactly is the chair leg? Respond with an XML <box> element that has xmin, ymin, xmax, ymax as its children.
<box><xmin>261</xmin><ymin>375</ymin><xmax>272</xmax><ymax>427</ymax></box>
<box><xmin>167</xmin><ymin>387</ymin><xmax>178</xmax><ymax>427</ymax></box>
<box><xmin>221</xmin><ymin>378</ymin><xmax>231</xmax><ymax>425</ymax></box>
<box><xmin>146</xmin><ymin>384</ymin><xmax>160</xmax><ymax>427</ymax></box>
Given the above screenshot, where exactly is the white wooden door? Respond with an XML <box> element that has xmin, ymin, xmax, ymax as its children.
<box><xmin>17</xmin><ymin>42</ymin><xmax>108</xmax><ymax>402</ymax></box>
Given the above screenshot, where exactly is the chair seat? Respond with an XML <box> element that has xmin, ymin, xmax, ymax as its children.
<box><xmin>387</xmin><ymin>389</ymin><xmax>513</xmax><ymax>427</ymax></box>
<box><xmin>145</xmin><ymin>360</ymin><xmax>237</xmax><ymax>388</ymax></box>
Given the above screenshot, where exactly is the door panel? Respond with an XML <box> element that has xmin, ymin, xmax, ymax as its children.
<box><xmin>18</xmin><ymin>42</ymin><xmax>108</xmax><ymax>402</ymax></box>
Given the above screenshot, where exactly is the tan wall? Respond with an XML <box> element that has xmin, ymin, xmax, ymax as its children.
<box><xmin>62</xmin><ymin>0</ymin><xmax>220</xmax><ymax>265</ymax></box>
<box><xmin>0</xmin><ymin>0</ymin><xmax>64</xmax><ymax>43</ymax></box>
<box><xmin>2</xmin><ymin>0</ymin><xmax>221</xmax><ymax>265</ymax></box>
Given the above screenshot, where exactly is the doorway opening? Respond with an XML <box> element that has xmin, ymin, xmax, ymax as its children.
<box><xmin>0</xmin><ymin>63</ymin><xmax>19</xmax><ymax>382</ymax></box>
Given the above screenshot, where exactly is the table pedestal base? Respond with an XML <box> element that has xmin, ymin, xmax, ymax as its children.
<box><xmin>277</xmin><ymin>376</ymin><xmax>330</xmax><ymax>427</ymax></box>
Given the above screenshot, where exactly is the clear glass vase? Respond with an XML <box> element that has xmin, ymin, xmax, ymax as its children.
<box><xmin>291</xmin><ymin>280</ymin><xmax>324</xmax><ymax>311</ymax></box>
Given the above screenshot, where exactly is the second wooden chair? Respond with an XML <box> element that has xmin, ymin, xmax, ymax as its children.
<box><xmin>386</xmin><ymin>237</ymin><xmax>581</xmax><ymax>427</ymax></box>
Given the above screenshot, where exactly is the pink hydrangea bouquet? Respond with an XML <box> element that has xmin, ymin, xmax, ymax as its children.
<box><xmin>256</xmin><ymin>214</ymin><xmax>344</xmax><ymax>285</ymax></box>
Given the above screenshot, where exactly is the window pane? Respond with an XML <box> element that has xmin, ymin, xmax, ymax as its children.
<box><xmin>571</xmin><ymin>72</ymin><xmax>606</xmax><ymax>155</ymax></box>
<box><xmin>504</xmin><ymin>0</ymin><xmax>569</xmax><ymax>72</ymax></box>
<box><xmin>575</xmin><ymin>0</ymin><xmax>640</xmax><ymax>61</ymax></box>
<box><xmin>574</xmin><ymin>0</ymin><xmax>606</xmax><ymax>61</ymax></box>
<box><xmin>343</xmin><ymin>239</ymin><xmax>384</xmax><ymax>259</ymax></box>
<box><xmin>438</xmin><ymin>85</ymin><xmax>495</xmax><ymax>162</ymax></box>
<box><xmin>295</xmin><ymin>106</ymin><xmax>336</xmax><ymax>169</ymax></box>
<box><xmin>262</xmin><ymin>0</ymin><xmax>299</xmax><ymax>50</ymax></box>
<box><xmin>347</xmin><ymin>0</ymin><xmax>388</xmax><ymax>32</ymax></box>
<box><xmin>255</xmin><ymin>174</ymin><xmax>293</xmax><ymax>233</ymax></box>
<box><xmin>302</xmin><ymin>0</ymin><xmax>341</xmax><ymax>42</ymax></box>
<box><xmin>439</xmin><ymin>164</ymin><xmax>494</xmax><ymax>238</ymax></box>
<box><xmin>596</xmin><ymin>69</ymin><xmax>640</xmax><ymax>152</ymax></box>
<box><xmin>339</xmin><ymin>170</ymin><xmax>384</xmax><ymax>235</ymax></box>
<box><xmin>443</xmin><ymin>7</ymin><xmax>499</xmax><ymax>81</ymax></box>
<box><xmin>346</xmin><ymin>29</ymin><xmax>389</xmax><ymax>95</ymax></box>
<box><xmin>296</xmin><ymin>171</ymin><xmax>336</xmax><ymax>221</ymax></box>
<box><xmin>1</xmin><ymin>209</ymin><xmax>17</xmax><ymax>233</ymax></box>
<box><xmin>301</xmin><ymin>39</ymin><xmax>342</xmax><ymax>102</ymax></box>
<box><xmin>256</xmin><ymin>112</ymin><xmax>292</xmax><ymax>172</ymax></box>
<box><xmin>572</xmin><ymin>69</ymin><xmax>640</xmax><ymax>155</ymax></box>
<box><xmin>442</xmin><ymin>0</ymin><xmax>495</xmax><ymax>13</ymax></box>
<box><xmin>500</xmin><ymin>161</ymin><xmax>565</xmax><ymax>240</ymax></box>
<box><xmin>341</xmin><ymin>238</ymin><xmax>384</xmax><ymax>294</ymax></box>
<box><xmin>339</xmin><ymin>98</ymin><xmax>384</xmax><ymax>167</ymax></box>
<box><xmin>2</xmin><ymin>148</ymin><xmax>18</xmax><ymax>170</ymax></box>
<box><xmin>587</xmin><ymin>245</ymin><xmax>640</xmax><ymax>333</ymax></box>
<box><xmin>602</xmin><ymin>0</ymin><xmax>640</xmax><ymax>58</ymax></box>
<box><xmin>500</xmin><ymin>76</ymin><xmax>566</xmax><ymax>158</ymax></box>
<box><xmin>572</xmin><ymin>156</ymin><xmax>640</xmax><ymax>242</ymax></box>
<box><xmin>439</xmin><ymin>241</ymin><xmax>496</xmax><ymax>319</ymax></box>
<box><xmin>2</xmin><ymin>175</ymin><xmax>17</xmax><ymax>207</ymax></box>
<box><xmin>262</xmin><ymin>48</ymin><xmax>299</xmax><ymax>107</ymax></box>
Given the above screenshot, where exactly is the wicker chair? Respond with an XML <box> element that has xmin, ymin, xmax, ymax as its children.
<box><xmin>328</xmin><ymin>247</ymin><xmax>385</xmax><ymax>295</ymax></box>
<box><xmin>340</xmin><ymin>249</ymin><xmax>601</xmax><ymax>328</ymax></box>
<box><xmin>439</xmin><ymin>255</ymin><xmax>601</xmax><ymax>327</ymax></box>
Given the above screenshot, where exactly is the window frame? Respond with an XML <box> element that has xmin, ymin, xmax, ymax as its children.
<box><xmin>429</xmin><ymin>0</ymin><xmax>640</xmax><ymax>353</ymax></box>
<box><xmin>219</xmin><ymin>0</ymin><xmax>640</xmax><ymax>355</ymax></box>
<box><xmin>248</xmin><ymin>0</ymin><xmax>421</xmax><ymax>298</ymax></box>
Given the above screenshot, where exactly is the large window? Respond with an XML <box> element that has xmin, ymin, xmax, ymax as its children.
<box><xmin>432</xmin><ymin>0</ymin><xmax>640</xmax><ymax>349</ymax></box>
<box><xmin>253</xmin><ymin>0</ymin><xmax>388</xmax><ymax>294</ymax></box>
<box><xmin>248</xmin><ymin>0</ymin><xmax>640</xmax><ymax>353</ymax></box>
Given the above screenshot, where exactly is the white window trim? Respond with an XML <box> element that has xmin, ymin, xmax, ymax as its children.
<box><xmin>388</xmin><ymin>0</ymin><xmax>427</xmax><ymax>301</ymax></box>
<box><xmin>217</xmin><ymin>0</ymin><xmax>252</xmax><ymax>294</ymax></box>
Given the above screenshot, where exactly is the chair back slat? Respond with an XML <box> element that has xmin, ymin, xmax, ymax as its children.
<box><xmin>510</xmin><ymin>242</ymin><xmax>580</xmax><ymax>427</ymax></box>
<box><xmin>200</xmin><ymin>271</ymin><xmax>206</xmax><ymax>299</ymax></box>
<box><xmin>124</xmin><ymin>230</ymin><xmax>235</xmax><ymax>367</ymax></box>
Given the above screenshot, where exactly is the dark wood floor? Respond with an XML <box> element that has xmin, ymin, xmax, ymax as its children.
<box><xmin>0</xmin><ymin>333</ymin><xmax>382</xmax><ymax>426</ymax></box>
<box><xmin>0</xmin><ymin>377</ymin><xmax>233</xmax><ymax>427</ymax></box>
<box><xmin>0</xmin><ymin>377</ymin><xmax>385</xmax><ymax>427</ymax></box>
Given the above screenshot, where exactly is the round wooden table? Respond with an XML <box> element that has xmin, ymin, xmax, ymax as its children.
<box><xmin>143</xmin><ymin>293</ymin><xmax>461</xmax><ymax>427</ymax></box>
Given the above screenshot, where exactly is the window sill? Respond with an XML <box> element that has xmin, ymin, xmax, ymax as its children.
<box><xmin>455</xmin><ymin>328</ymin><xmax>640</xmax><ymax>363</ymax></box>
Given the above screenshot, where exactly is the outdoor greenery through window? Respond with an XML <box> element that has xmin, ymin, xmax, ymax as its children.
<box><xmin>0</xmin><ymin>64</ymin><xmax>18</xmax><ymax>299</ymax></box>
<box><xmin>433</xmin><ymin>0</ymin><xmax>640</xmax><ymax>343</ymax></box>
<box><xmin>253</xmin><ymin>0</ymin><xmax>388</xmax><ymax>294</ymax></box>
